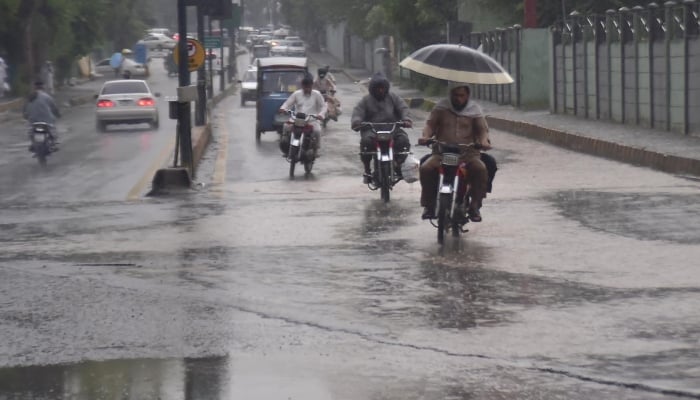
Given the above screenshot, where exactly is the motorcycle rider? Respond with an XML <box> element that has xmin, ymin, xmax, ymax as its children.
<box><xmin>23</xmin><ymin>80</ymin><xmax>60</xmax><ymax>149</ymax></box>
<box><xmin>313</xmin><ymin>67</ymin><xmax>341</xmax><ymax>121</ymax></box>
<box><xmin>277</xmin><ymin>73</ymin><xmax>327</xmax><ymax>157</ymax></box>
<box><xmin>351</xmin><ymin>72</ymin><xmax>412</xmax><ymax>183</ymax></box>
<box><xmin>418</xmin><ymin>83</ymin><xmax>491</xmax><ymax>222</ymax></box>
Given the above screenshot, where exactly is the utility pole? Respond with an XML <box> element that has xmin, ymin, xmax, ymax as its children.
<box><xmin>207</xmin><ymin>15</ymin><xmax>214</xmax><ymax>98</ymax></box>
<box><xmin>177</xmin><ymin>0</ymin><xmax>193</xmax><ymax>173</ymax></box>
<box><xmin>195</xmin><ymin>5</ymin><xmax>206</xmax><ymax>126</ymax></box>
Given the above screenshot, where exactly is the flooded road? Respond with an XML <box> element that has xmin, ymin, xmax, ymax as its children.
<box><xmin>1</xmin><ymin>55</ymin><xmax>699</xmax><ymax>399</ymax></box>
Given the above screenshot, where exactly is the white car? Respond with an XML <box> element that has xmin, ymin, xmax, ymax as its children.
<box><xmin>147</xmin><ymin>28</ymin><xmax>172</xmax><ymax>37</ymax></box>
<box><xmin>286</xmin><ymin>41</ymin><xmax>306</xmax><ymax>57</ymax></box>
<box><xmin>239</xmin><ymin>68</ymin><xmax>257</xmax><ymax>106</ymax></box>
<box><xmin>94</xmin><ymin>58</ymin><xmax>148</xmax><ymax>77</ymax></box>
<box><xmin>95</xmin><ymin>80</ymin><xmax>160</xmax><ymax>131</ymax></box>
<box><xmin>138</xmin><ymin>33</ymin><xmax>176</xmax><ymax>51</ymax></box>
<box><xmin>270</xmin><ymin>40</ymin><xmax>291</xmax><ymax>56</ymax></box>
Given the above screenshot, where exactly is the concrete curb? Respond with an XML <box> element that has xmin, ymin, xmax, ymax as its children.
<box><xmin>486</xmin><ymin>117</ymin><xmax>700</xmax><ymax>177</ymax></box>
<box><xmin>0</xmin><ymin>98</ymin><xmax>23</xmax><ymax>113</ymax></box>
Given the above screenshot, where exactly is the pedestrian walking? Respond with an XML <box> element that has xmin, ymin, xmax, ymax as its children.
<box><xmin>0</xmin><ymin>57</ymin><xmax>8</xmax><ymax>98</ymax></box>
<box><xmin>41</xmin><ymin>61</ymin><xmax>55</xmax><ymax>95</ymax></box>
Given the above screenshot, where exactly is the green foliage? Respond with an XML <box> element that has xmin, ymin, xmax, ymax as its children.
<box><xmin>0</xmin><ymin>0</ymin><xmax>153</xmax><ymax>94</ymax></box>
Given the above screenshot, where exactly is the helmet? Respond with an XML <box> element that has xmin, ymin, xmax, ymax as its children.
<box><xmin>368</xmin><ymin>72</ymin><xmax>390</xmax><ymax>101</ymax></box>
<box><xmin>317</xmin><ymin>68</ymin><xmax>327</xmax><ymax>79</ymax></box>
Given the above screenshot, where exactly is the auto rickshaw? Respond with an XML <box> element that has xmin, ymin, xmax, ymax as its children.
<box><xmin>255</xmin><ymin>57</ymin><xmax>308</xmax><ymax>142</ymax></box>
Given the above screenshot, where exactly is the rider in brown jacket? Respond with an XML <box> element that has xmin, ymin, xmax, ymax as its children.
<box><xmin>418</xmin><ymin>83</ymin><xmax>491</xmax><ymax>222</ymax></box>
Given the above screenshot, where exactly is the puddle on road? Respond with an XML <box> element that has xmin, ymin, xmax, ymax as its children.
<box><xmin>549</xmin><ymin>191</ymin><xmax>700</xmax><ymax>244</ymax></box>
<box><xmin>0</xmin><ymin>356</ymin><xmax>230</xmax><ymax>400</ymax></box>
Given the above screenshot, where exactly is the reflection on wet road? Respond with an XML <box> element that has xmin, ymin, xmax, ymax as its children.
<box><xmin>0</xmin><ymin>356</ymin><xmax>229</xmax><ymax>400</ymax></box>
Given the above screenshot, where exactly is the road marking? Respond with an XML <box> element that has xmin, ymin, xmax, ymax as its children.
<box><xmin>126</xmin><ymin>135</ymin><xmax>176</xmax><ymax>201</ymax></box>
<box><xmin>211</xmin><ymin>115</ymin><xmax>229</xmax><ymax>191</ymax></box>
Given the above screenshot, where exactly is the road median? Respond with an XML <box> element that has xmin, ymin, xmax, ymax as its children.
<box><xmin>146</xmin><ymin>81</ymin><xmax>237</xmax><ymax>196</ymax></box>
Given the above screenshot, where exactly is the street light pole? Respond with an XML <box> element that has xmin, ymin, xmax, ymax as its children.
<box><xmin>196</xmin><ymin>5</ymin><xmax>206</xmax><ymax>126</ymax></box>
<box><xmin>177</xmin><ymin>0</ymin><xmax>193</xmax><ymax>173</ymax></box>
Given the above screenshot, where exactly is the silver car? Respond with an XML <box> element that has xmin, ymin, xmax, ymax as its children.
<box><xmin>94</xmin><ymin>58</ymin><xmax>148</xmax><ymax>77</ymax></box>
<box><xmin>95</xmin><ymin>80</ymin><xmax>160</xmax><ymax>132</ymax></box>
<box><xmin>286</xmin><ymin>41</ymin><xmax>306</xmax><ymax>57</ymax></box>
<box><xmin>239</xmin><ymin>68</ymin><xmax>257</xmax><ymax>106</ymax></box>
<box><xmin>137</xmin><ymin>33</ymin><xmax>176</xmax><ymax>51</ymax></box>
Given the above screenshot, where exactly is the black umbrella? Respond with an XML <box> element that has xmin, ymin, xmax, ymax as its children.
<box><xmin>399</xmin><ymin>44</ymin><xmax>514</xmax><ymax>85</ymax></box>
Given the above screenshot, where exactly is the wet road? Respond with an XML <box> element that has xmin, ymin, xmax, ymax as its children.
<box><xmin>1</xmin><ymin>56</ymin><xmax>700</xmax><ymax>399</ymax></box>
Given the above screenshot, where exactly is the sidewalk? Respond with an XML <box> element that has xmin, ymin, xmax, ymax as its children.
<box><xmin>0</xmin><ymin>77</ymin><xmax>104</xmax><ymax>123</ymax></box>
<box><xmin>308</xmin><ymin>51</ymin><xmax>700</xmax><ymax>177</ymax></box>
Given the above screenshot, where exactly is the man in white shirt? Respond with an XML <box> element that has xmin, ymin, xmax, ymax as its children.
<box><xmin>278</xmin><ymin>74</ymin><xmax>327</xmax><ymax>157</ymax></box>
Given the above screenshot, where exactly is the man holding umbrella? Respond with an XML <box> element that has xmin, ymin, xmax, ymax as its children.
<box><xmin>418</xmin><ymin>82</ymin><xmax>491</xmax><ymax>222</ymax></box>
<box><xmin>400</xmin><ymin>42</ymin><xmax>511</xmax><ymax>221</ymax></box>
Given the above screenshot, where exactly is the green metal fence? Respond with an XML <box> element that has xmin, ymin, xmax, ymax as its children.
<box><xmin>551</xmin><ymin>1</ymin><xmax>700</xmax><ymax>135</ymax></box>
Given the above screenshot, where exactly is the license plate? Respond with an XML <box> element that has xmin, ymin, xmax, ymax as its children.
<box><xmin>442</xmin><ymin>153</ymin><xmax>460</xmax><ymax>166</ymax></box>
<box><xmin>381</xmin><ymin>155</ymin><xmax>391</xmax><ymax>162</ymax></box>
<box><xmin>33</xmin><ymin>134</ymin><xmax>46</xmax><ymax>142</ymax></box>
<box><xmin>118</xmin><ymin>100</ymin><xmax>132</xmax><ymax>105</ymax></box>
<box><xmin>291</xmin><ymin>138</ymin><xmax>300</xmax><ymax>146</ymax></box>
<box><xmin>440</xmin><ymin>185</ymin><xmax>453</xmax><ymax>194</ymax></box>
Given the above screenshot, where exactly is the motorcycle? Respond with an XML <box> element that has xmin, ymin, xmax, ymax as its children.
<box><xmin>281</xmin><ymin>110</ymin><xmax>320</xmax><ymax>179</ymax></box>
<box><xmin>319</xmin><ymin>89</ymin><xmax>340</xmax><ymax>128</ymax></box>
<box><xmin>358</xmin><ymin>121</ymin><xmax>409</xmax><ymax>203</ymax></box>
<box><xmin>28</xmin><ymin>122</ymin><xmax>57</xmax><ymax>166</ymax></box>
<box><xmin>421</xmin><ymin>139</ymin><xmax>479</xmax><ymax>244</ymax></box>
<box><xmin>164</xmin><ymin>51</ymin><xmax>178</xmax><ymax>77</ymax></box>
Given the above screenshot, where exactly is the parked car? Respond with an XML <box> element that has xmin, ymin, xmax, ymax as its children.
<box><xmin>94</xmin><ymin>58</ymin><xmax>148</xmax><ymax>77</ymax></box>
<box><xmin>137</xmin><ymin>33</ymin><xmax>176</xmax><ymax>51</ymax></box>
<box><xmin>95</xmin><ymin>80</ymin><xmax>160</xmax><ymax>132</ymax></box>
<box><xmin>239</xmin><ymin>68</ymin><xmax>257</xmax><ymax>106</ymax></box>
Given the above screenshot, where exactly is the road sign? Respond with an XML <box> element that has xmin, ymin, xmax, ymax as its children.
<box><xmin>173</xmin><ymin>38</ymin><xmax>206</xmax><ymax>72</ymax></box>
<box><xmin>203</xmin><ymin>36</ymin><xmax>222</xmax><ymax>49</ymax></box>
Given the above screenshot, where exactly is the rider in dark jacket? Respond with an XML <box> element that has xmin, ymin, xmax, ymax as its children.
<box><xmin>351</xmin><ymin>72</ymin><xmax>412</xmax><ymax>183</ymax></box>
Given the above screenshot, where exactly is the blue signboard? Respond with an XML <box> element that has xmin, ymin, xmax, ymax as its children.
<box><xmin>109</xmin><ymin>52</ymin><xmax>123</xmax><ymax>69</ymax></box>
<box><xmin>133</xmin><ymin>44</ymin><xmax>148</xmax><ymax>65</ymax></box>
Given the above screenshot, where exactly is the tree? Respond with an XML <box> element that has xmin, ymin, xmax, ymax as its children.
<box><xmin>0</xmin><ymin>0</ymin><xmax>153</xmax><ymax>94</ymax></box>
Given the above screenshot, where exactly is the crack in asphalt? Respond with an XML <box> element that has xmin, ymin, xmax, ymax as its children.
<box><xmin>229</xmin><ymin>303</ymin><xmax>700</xmax><ymax>399</ymax></box>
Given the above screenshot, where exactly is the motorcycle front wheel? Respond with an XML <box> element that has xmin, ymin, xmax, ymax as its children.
<box><xmin>304</xmin><ymin>159</ymin><xmax>313</xmax><ymax>175</ymax></box>
<box><xmin>380</xmin><ymin>161</ymin><xmax>391</xmax><ymax>202</ymax></box>
<box><xmin>289</xmin><ymin>148</ymin><xmax>298</xmax><ymax>179</ymax></box>
<box><xmin>437</xmin><ymin>193</ymin><xmax>453</xmax><ymax>244</ymax></box>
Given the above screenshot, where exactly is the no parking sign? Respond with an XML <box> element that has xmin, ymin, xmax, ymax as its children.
<box><xmin>173</xmin><ymin>38</ymin><xmax>205</xmax><ymax>72</ymax></box>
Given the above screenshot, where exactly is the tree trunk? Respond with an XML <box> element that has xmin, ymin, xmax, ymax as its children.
<box><xmin>21</xmin><ymin>0</ymin><xmax>42</xmax><ymax>83</ymax></box>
